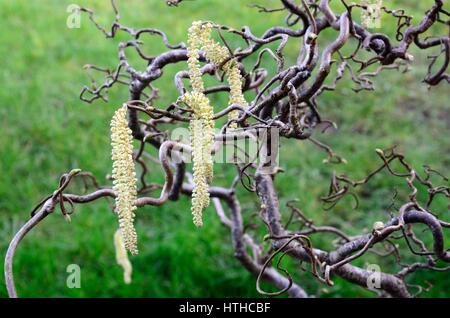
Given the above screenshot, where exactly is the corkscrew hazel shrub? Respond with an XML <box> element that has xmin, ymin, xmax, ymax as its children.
<box><xmin>6</xmin><ymin>0</ymin><xmax>449</xmax><ymax>298</ymax></box>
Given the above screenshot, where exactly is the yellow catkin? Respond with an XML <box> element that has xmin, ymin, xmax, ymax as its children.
<box><xmin>111</xmin><ymin>105</ymin><xmax>138</xmax><ymax>255</ymax></box>
<box><xmin>114</xmin><ymin>229</ymin><xmax>132</xmax><ymax>284</ymax></box>
<box><xmin>187</xmin><ymin>21</ymin><xmax>212</xmax><ymax>93</ymax></box>
<box><xmin>202</xmin><ymin>30</ymin><xmax>248</xmax><ymax>129</ymax></box>
<box><xmin>225</xmin><ymin>62</ymin><xmax>247</xmax><ymax>128</ymax></box>
<box><xmin>182</xmin><ymin>91</ymin><xmax>214</xmax><ymax>227</ymax></box>
<box><xmin>190</xmin><ymin>118</ymin><xmax>210</xmax><ymax>226</ymax></box>
<box><xmin>185</xmin><ymin>21</ymin><xmax>217</xmax><ymax>227</ymax></box>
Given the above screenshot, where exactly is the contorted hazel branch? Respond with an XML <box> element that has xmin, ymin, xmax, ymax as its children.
<box><xmin>111</xmin><ymin>105</ymin><xmax>138</xmax><ymax>254</ymax></box>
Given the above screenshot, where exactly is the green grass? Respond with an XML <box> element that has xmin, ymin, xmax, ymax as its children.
<box><xmin>0</xmin><ymin>0</ymin><xmax>448</xmax><ymax>297</ymax></box>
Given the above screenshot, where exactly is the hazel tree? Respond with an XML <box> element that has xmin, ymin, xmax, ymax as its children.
<box><xmin>5</xmin><ymin>0</ymin><xmax>450</xmax><ymax>298</ymax></box>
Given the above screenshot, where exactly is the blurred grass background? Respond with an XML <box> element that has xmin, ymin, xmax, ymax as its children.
<box><xmin>0</xmin><ymin>0</ymin><xmax>448</xmax><ymax>297</ymax></box>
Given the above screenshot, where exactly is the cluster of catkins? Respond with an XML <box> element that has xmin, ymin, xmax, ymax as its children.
<box><xmin>109</xmin><ymin>21</ymin><xmax>248</xmax><ymax>268</ymax></box>
<box><xmin>183</xmin><ymin>20</ymin><xmax>248</xmax><ymax>227</ymax></box>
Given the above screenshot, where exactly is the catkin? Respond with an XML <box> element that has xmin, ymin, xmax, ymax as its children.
<box><xmin>111</xmin><ymin>105</ymin><xmax>138</xmax><ymax>255</ymax></box>
<box><xmin>114</xmin><ymin>229</ymin><xmax>133</xmax><ymax>284</ymax></box>
<box><xmin>202</xmin><ymin>28</ymin><xmax>248</xmax><ymax>128</ymax></box>
<box><xmin>185</xmin><ymin>22</ymin><xmax>216</xmax><ymax>227</ymax></box>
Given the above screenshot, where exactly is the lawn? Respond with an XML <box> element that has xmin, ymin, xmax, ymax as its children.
<box><xmin>0</xmin><ymin>0</ymin><xmax>448</xmax><ymax>297</ymax></box>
